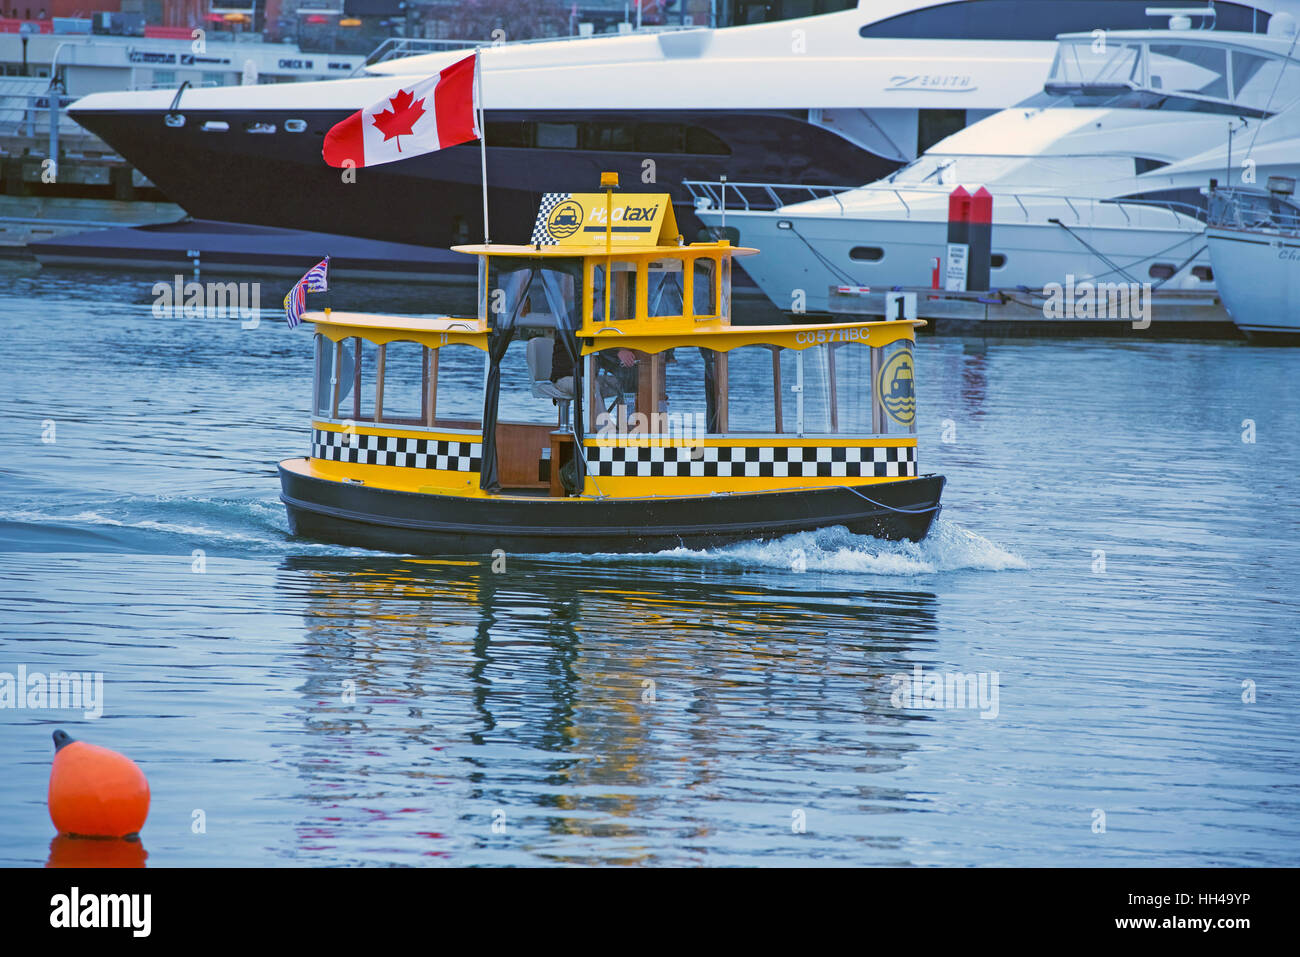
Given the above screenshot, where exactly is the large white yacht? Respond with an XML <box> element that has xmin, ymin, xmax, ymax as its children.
<box><xmin>53</xmin><ymin>0</ymin><xmax>1262</xmax><ymax>277</ymax></box>
<box><xmin>695</xmin><ymin>6</ymin><xmax>1300</xmax><ymax>314</ymax></box>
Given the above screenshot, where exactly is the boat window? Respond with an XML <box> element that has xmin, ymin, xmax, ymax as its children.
<box><xmin>1148</xmin><ymin>43</ymin><xmax>1229</xmax><ymax>101</ymax></box>
<box><xmin>692</xmin><ymin>258</ymin><xmax>717</xmax><ymax>317</ymax></box>
<box><xmin>586</xmin><ymin>346</ymin><xmax>658</xmax><ymax>431</ymax></box>
<box><xmin>1135</xmin><ymin>157</ymin><xmax>1169</xmax><ymax>174</ymax></box>
<box><xmin>849</xmin><ymin>246</ymin><xmax>884</xmax><ymax>262</ymax></box>
<box><xmin>591</xmin><ymin>262</ymin><xmax>638</xmax><ymax>322</ymax></box>
<box><xmin>635</xmin><ymin>123</ymin><xmax>684</xmax><ymax>154</ymax></box>
<box><xmin>765</xmin><ymin>342</ymin><xmax>915</xmax><ymax>436</ymax></box>
<box><xmin>856</xmin><ymin>0</ymin><xmax>1267</xmax><ymax>41</ymax></box>
<box><xmin>486</xmin><ymin>120</ymin><xmax>533</xmax><ymax>148</ymax></box>
<box><xmin>502</xmin><ymin>333</ymin><xmax>568</xmax><ymax>423</ymax></box>
<box><xmin>684</xmin><ymin>127</ymin><xmax>731</xmax><ymax>156</ymax></box>
<box><xmin>429</xmin><ymin>343</ymin><xmax>485</xmax><ymax>424</ymax></box>
<box><xmin>657</xmin><ymin>347</ymin><xmax>714</xmax><ymax>434</ymax></box>
<box><xmin>830</xmin><ymin>343</ymin><xmax>875</xmax><ymax>435</ymax></box>
<box><xmin>592</xmin><ymin>348</ymin><xmax>707</xmax><ymax>436</ymax></box>
<box><xmin>917</xmin><ymin>109</ymin><xmax>966</xmax><ymax>155</ymax></box>
<box><xmin>728</xmin><ymin>0</ymin><xmax>855</xmax><ymax>27</ymax></box>
<box><xmin>776</xmin><ymin>346</ymin><xmax>832</xmax><ymax>434</ymax></box>
<box><xmin>582</xmin><ymin>122</ymin><xmax>636</xmax><ymax>152</ymax></box>
<box><xmin>647</xmin><ymin>259</ymin><xmax>685</xmax><ymax>317</ymax></box>
<box><xmin>355</xmin><ymin>339</ymin><xmax>382</xmax><ymax>422</ymax></box>
<box><xmin>536</xmin><ymin>122</ymin><xmax>578</xmax><ymax>149</ymax></box>
<box><xmin>723</xmin><ymin>346</ymin><xmax>783</xmax><ymax>433</ymax></box>
<box><xmin>376</xmin><ymin>340</ymin><xmax>426</xmax><ymax>425</ymax></box>
<box><xmin>326</xmin><ymin>337</ymin><xmax>370</xmax><ymax>421</ymax></box>
<box><xmin>785</xmin><ymin>343</ymin><xmax>861</xmax><ymax>435</ymax></box>
<box><xmin>1231</xmin><ymin>50</ymin><xmax>1300</xmax><ymax>112</ymax></box>
<box><xmin>313</xmin><ymin>334</ymin><xmax>334</xmax><ymax>417</ymax></box>
<box><xmin>1047</xmin><ymin>39</ymin><xmax>1143</xmax><ymax>91</ymax></box>
<box><xmin>487</xmin><ymin>258</ymin><xmax>583</xmax><ymax>332</ymax></box>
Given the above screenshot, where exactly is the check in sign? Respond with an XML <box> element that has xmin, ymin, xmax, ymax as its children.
<box><xmin>945</xmin><ymin>243</ymin><xmax>969</xmax><ymax>292</ymax></box>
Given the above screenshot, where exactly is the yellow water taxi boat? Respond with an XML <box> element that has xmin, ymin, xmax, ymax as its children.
<box><xmin>278</xmin><ymin>175</ymin><xmax>944</xmax><ymax>554</ymax></box>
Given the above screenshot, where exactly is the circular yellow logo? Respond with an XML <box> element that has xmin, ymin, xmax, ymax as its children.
<box><xmin>877</xmin><ymin>348</ymin><xmax>915</xmax><ymax>426</ymax></box>
<box><xmin>547</xmin><ymin>200</ymin><xmax>585</xmax><ymax>239</ymax></box>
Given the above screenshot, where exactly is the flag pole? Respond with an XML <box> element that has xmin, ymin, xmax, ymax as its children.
<box><xmin>475</xmin><ymin>48</ymin><xmax>489</xmax><ymax>245</ymax></box>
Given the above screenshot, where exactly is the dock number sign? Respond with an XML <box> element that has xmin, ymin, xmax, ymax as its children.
<box><xmin>884</xmin><ymin>291</ymin><xmax>917</xmax><ymax>322</ymax></box>
<box><xmin>877</xmin><ymin>347</ymin><xmax>916</xmax><ymax>427</ymax></box>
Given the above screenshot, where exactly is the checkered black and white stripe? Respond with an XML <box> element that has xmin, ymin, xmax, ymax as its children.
<box><xmin>311</xmin><ymin>429</ymin><xmax>481</xmax><ymax>472</ymax></box>
<box><xmin>530</xmin><ymin>192</ymin><xmax>572</xmax><ymax>245</ymax></box>
<box><xmin>585</xmin><ymin>444</ymin><xmax>917</xmax><ymax>478</ymax></box>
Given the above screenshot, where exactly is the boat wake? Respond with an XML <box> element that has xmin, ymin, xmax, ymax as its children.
<box><xmin>579</xmin><ymin>520</ymin><xmax>1028</xmax><ymax>577</ymax></box>
<box><xmin>0</xmin><ymin>494</ymin><xmax>374</xmax><ymax>557</ymax></box>
<box><xmin>0</xmin><ymin>496</ymin><xmax>1024</xmax><ymax>576</ymax></box>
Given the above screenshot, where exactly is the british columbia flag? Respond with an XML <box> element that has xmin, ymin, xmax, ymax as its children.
<box><xmin>284</xmin><ymin>258</ymin><xmax>329</xmax><ymax>329</ymax></box>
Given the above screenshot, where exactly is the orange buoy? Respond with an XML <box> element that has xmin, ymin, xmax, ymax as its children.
<box><xmin>48</xmin><ymin>730</ymin><xmax>150</xmax><ymax>838</ymax></box>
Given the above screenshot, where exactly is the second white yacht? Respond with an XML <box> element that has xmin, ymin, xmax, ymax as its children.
<box><xmin>696</xmin><ymin>7</ymin><xmax>1300</xmax><ymax>314</ymax></box>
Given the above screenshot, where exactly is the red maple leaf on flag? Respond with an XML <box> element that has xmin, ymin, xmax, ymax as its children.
<box><xmin>371</xmin><ymin>88</ymin><xmax>427</xmax><ymax>152</ymax></box>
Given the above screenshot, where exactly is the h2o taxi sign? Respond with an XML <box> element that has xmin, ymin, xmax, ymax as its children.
<box><xmin>532</xmin><ymin>192</ymin><xmax>680</xmax><ymax>246</ymax></box>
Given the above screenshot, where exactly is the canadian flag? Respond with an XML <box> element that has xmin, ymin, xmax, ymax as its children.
<box><xmin>323</xmin><ymin>52</ymin><xmax>479</xmax><ymax>169</ymax></box>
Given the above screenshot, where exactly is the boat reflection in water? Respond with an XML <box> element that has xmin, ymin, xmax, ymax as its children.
<box><xmin>46</xmin><ymin>835</ymin><xmax>149</xmax><ymax>869</ymax></box>
<box><xmin>274</xmin><ymin>554</ymin><xmax>940</xmax><ymax>864</ymax></box>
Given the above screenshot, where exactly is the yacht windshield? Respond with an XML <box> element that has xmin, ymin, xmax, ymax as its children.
<box><xmin>1046</xmin><ymin>40</ymin><xmax>1143</xmax><ymax>91</ymax></box>
<box><xmin>886</xmin><ymin>153</ymin><xmax>1135</xmax><ymax>188</ymax></box>
<box><xmin>1025</xmin><ymin>38</ymin><xmax>1294</xmax><ymax>118</ymax></box>
<box><xmin>1148</xmin><ymin>43</ymin><xmax>1228</xmax><ymax>99</ymax></box>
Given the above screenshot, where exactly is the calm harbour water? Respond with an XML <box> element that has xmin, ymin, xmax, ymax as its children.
<box><xmin>0</xmin><ymin>260</ymin><xmax>1297</xmax><ymax>866</ymax></box>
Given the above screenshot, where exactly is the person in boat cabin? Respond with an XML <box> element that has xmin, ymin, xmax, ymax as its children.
<box><xmin>549</xmin><ymin>334</ymin><xmax>639</xmax><ymax>410</ymax></box>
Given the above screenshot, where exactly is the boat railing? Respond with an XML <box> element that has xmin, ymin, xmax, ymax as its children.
<box><xmin>0</xmin><ymin>83</ymin><xmax>85</xmax><ymax>139</ymax></box>
<box><xmin>684</xmin><ymin>178</ymin><xmax>1206</xmax><ymax>225</ymax></box>
<box><xmin>682</xmin><ymin>180</ymin><xmax>855</xmax><ymax>214</ymax></box>
<box><xmin>361</xmin><ymin>24</ymin><xmax>702</xmax><ymax>70</ymax></box>
<box><xmin>1206</xmin><ymin>186</ymin><xmax>1300</xmax><ymax>236</ymax></box>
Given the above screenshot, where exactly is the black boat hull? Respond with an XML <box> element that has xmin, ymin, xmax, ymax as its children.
<box><xmin>69</xmin><ymin>107</ymin><xmax>896</xmax><ymax>253</ymax></box>
<box><xmin>279</xmin><ymin>462</ymin><xmax>944</xmax><ymax>555</ymax></box>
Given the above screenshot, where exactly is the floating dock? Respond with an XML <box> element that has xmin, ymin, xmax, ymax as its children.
<box><xmin>0</xmin><ymin>195</ymin><xmax>181</xmax><ymax>253</ymax></box>
<box><xmin>827</xmin><ymin>285</ymin><xmax>1239</xmax><ymax>338</ymax></box>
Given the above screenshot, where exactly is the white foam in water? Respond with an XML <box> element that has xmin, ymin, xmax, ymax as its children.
<box><xmin>572</xmin><ymin>520</ymin><xmax>1027</xmax><ymax>577</ymax></box>
<box><xmin>0</xmin><ymin>496</ymin><xmax>382</xmax><ymax>556</ymax></box>
<box><xmin>3</xmin><ymin>498</ymin><xmax>1025</xmax><ymax>574</ymax></box>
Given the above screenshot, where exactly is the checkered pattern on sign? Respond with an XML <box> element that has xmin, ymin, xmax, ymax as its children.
<box><xmin>311</xmin><ymin>429</ymin><xmax>481</xmax><ymax>472</ymax></box>
<box><xmin>584</xmin><ymin>444</ymin><xmax>916</xmax><ymax>478</ymax></box>
<box><xmin>530</xmin><ymin>192</ymin><xmax>572</xmax><ymax>245</ymax></box>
